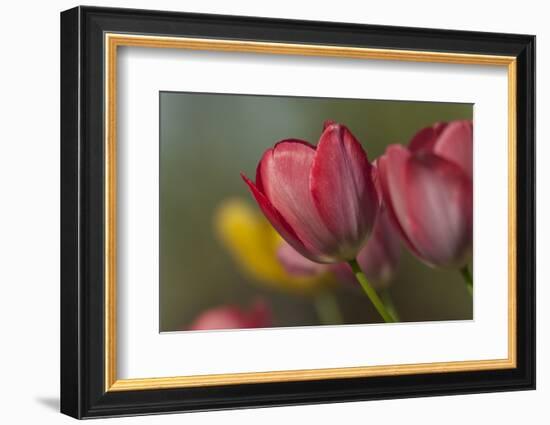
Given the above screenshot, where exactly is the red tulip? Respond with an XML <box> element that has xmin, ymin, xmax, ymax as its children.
<box><xmin>242</xmin><ymin>122</ymin><xmax>379</xmax><ymax>264</ymax></box>
<box><xmin>377</xmin><ymin>120</ymin><xmax>473</xmax><ymax>268</ymax></box>
<box><xmin>187</xmin><ymin>299</ymin><xmax>272</xmax><ymax>331</ymax></box>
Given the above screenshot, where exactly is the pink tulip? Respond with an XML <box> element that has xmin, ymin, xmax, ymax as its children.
<box><xmin>377</xmin><ymin>120</ymin><xmax>473</xmax><ymax>269</ymax></box>
<box><xmin>242</xmin><ymin>122</ymin><xmax>379</xmax><ymax>264</ymax></box>
<box><xmin>187</xmin><ymin>299</ymin><xmax>272</xmax><ymax>331</ymax></box>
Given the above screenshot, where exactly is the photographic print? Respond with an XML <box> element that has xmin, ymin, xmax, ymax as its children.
<box><xmin>159</xmin><ymin>92</ymin><xmax>474</xmax><ymax>332</ymax></box>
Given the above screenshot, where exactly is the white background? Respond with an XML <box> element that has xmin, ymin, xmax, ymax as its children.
<box><xmin>119</xmin><ymin>48</ymin><xmax>508</xmax><ymax>378</ymax></box>
<box><xmin>0</xmin><ymin>0</ymin><xmax>545</xmax><ymax>424</ymax></box>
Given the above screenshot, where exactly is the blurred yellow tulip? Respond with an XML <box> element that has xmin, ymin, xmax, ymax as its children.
<box><xmin>214</xmin><ymin>198</ymin><xmax>333</xmax><ymax>294</ymax></box>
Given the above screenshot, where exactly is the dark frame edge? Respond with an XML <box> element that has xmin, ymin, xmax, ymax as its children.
<box><xmin>61</xmin><ymin>6</ymin><xmax>83</xmax><ymax>420</ymax></box>
<box><xmin>515</xmin><ymin>34</ymin><xmax>536</xmax><ymax>391</ymax></box>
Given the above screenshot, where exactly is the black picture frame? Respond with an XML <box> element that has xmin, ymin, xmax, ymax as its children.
<box><xmin>61</xmin><ymin>5</ymin><xmax>535</xmax><ymax>419</ymax></box>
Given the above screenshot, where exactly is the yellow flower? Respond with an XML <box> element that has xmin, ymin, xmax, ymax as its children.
<box><xmin>214</xmin><ymin>198</ymin><xmax>333</xmax><ymax>294</ymax></box>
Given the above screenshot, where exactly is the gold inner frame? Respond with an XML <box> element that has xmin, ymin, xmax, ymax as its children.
<box><xmin>104</xmin><ymin>33</ymin><xmax>517</xmax><ymax>392</ymax></box>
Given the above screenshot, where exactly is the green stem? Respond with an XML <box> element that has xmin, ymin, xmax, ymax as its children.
<box><xmin>460</xmin><ymin>265</ymin><xmax>473</xmax><ymax>297</ymax></box>
<box><xmin>314</xmin><ymin>292</ymin><xmax>344</xmax><ymax>325</ymax></box>
<box><xmin>348</xmin><ymin>259</ymin><xmax>395</xmax><ymax>323</ymax></box>
<box><xmin>380</xmin><ymin>289</ymin><xmax>400</xmax><ymax>322</ymax></box>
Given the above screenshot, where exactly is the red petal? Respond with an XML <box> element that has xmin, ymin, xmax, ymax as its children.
<box><xmin>323</xmin><ymin>119</ymin><xmax>336</xmax><ymax>130</ymax></box>
<box><xmin>371</xmin><ymin>160</ymin><xmax>383</xmax><ymax>206</ymax></box>
<box><xmin>256</xmin><ymin>140</ymin><xmax>316</xmax><ymax>193</ymax></box>
<box><xmin>310</xmin><ymin>124</ymin><xmax>379</xmax><ymax>260</ymax></box>
<box><xmin>248</xmin><ymin>299</ymin><xmax>272</xmax><ymax>328</ymax></box>
<box><xmin>405</xmin><ymin>154</ymin><xmax>473</xmax><ymax>267</ymax></box>
<box><xmin>188</xmin><ymin>305</ymin><xmax>247</xmax><ymax>330</ymax></box>
<box><xmin>409</xmin><ymin>122</ymin><xmax>448</xmax><ymax>154</ymax></box>
<box><xmin>276</xmin><ymin>242</ymin><xmax>327</xmax><ymax>277</ymax></box>
<box><xmin>188</xmin><ymin>300</ymin><xmax>271</xmax><ymax>331</ymax></box>
<box><xmin>241</xmin><ymin>172</ymin><xmax>309</xmax><ymax>258</ymax></box>
<box><xmin>356</xmin><ymin>207</ymin><xmax>401</xmax><ymax>284</ymax></box>
<box><xmin>257</xmin><ymin>140</ymin><xmax>339</xmax><ymax>262</ymax></box>
<box><xmin>377</xmin><ymin>145</ymin><xmax>423</xmax><ymax>258</ymax></box>
<box><xmin>433</xmin><ymin>120</ymin><xmax>473</xmax><ymax>179</ymax></box>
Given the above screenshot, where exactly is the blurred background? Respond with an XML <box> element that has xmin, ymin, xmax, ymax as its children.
<box><xmin>160</xmin><ymin>92</ymin><xmax>473</xmax><ymax>332</ymax></box>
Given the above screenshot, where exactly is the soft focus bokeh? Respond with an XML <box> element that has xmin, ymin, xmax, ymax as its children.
<box><xmin>160</xmin><ymin>92</ymin><xmax>473</xmax><ymax>332</ymax></box>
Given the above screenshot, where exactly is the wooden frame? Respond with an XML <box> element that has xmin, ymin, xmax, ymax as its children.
<box><xmin>61</xmin><ymin>5</ymin><xmax>535</xmax><ymax>419</ymax></box>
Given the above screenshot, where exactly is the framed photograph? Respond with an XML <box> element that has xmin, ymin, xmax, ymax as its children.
<box><xmin>60</xmin><ymin>6</ymin><xmax>535</xmax><ymax>419</ymax></box>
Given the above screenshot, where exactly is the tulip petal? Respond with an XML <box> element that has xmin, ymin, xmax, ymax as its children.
<box><xmin>241</xmin><ymin>173</ymin><xmax>310</xmax><ymax>259</ymax></box>
<box><xmin>405</xmin><ymin>154</ymin><xmax>473</xmax><ymax>267</ymax></box>
<box><xmin>370</xmin><ymin>160</ymin><xmax>383</xmax><ymax>207</ymax></box>
<box><xmin>310</xmin><ymin>124</ymin><xmax>379</xmax><ymax>259</ymax></box>
<box><xmin>323</xmin><ymin>119</ymin><xmax>336</xmax><ymax>130</ymax></box>
<box><xmin>188</xmin><ymin>299</ymin><xmax>272</xmax><ymax>331</ymax></box>
<box><xmin>257</xmin><ymin>140</ymin><xmax>339</xmax><ymax>262</ymax></box>
<box><xmin>248</xmin><ymin>299</ymin><xmax>272</xmax><ymax>328</ymax></box>
<box><xmin>377</xmin><ymin>145</ymin><xmax>424</xmax><ymax>258</ymax></box>
<box><xmin>356</xmin><ymin>207</ymin><xmax>401</xmax><ymax>284</ymax></box>
<box><xmin>409</xmin><ymin>122</ymin><xmax>448</xmax><ymax>154</ymax></box>
<box><xmin>277</xmin><ymin>242</ymin><xmax>327</xmax><ymax>277</ymax></box>
<box><xmin>433</xmin><ymin>120</ymin><xmax>473</xmax><ymax>179</ymax></box>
